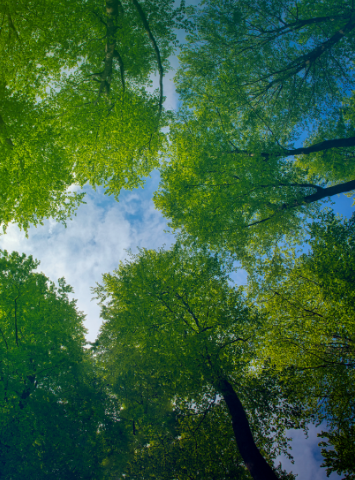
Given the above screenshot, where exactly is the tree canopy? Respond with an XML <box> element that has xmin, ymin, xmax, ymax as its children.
<box><xmin>0</xmin><ymin>0</ymin><xmax>185</xmax><ymax>232</ymax></box>
<box><xmin>155</xmin><ymin>0</ymin><xmax>355</xmax><ymax>260</ymax></box>
<box><xmin>1</xmin><ymin>0</ymin><xmax>354</xmax><ymax>478</ymax></box>
<box><xmin>94</xmin><ymin>245</ymin><xmax>309</xmax><ymax>480</ymax></box>
<box><xmin>0</xmin><ymin>250</ymin><xmax>118</xmax><ymax>479</ymax></box>
<box><xmin>245</xmin><ymin>212</ymin><xmax>355</xmax><ymax>479</ymax></box>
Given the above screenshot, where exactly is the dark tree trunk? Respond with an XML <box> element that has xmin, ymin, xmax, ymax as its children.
<box><xmin>285</xmin><ymin>136</ymin><xmax>355</xmax><ymax>156</ymax></box>
<box><xmin>230</xmin><ymin>136</ymin><xmax>355</xmax><ymax>160</ymax></box>
<box><xmin>217</xmin><ymin>378</ymin><xmax>279</xmax><ymax>480</ymax></box>
<box><xmin>303</xmin><ymin>179</ymin><xmax>355</xmax><ymax>203</ymax></box>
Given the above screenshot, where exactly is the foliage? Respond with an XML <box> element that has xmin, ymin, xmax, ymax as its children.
<box><xmin>246</xmin><ymin>212</ymin><xmax>355</xmax><ymax>479</ymax></box>
<box><xmin>0</xmin><ymin>250</ymin><xmax>113</xmax><ymax>479</ymax></box>
<box><xmin>120</xmin><ymin>401</ymin><xmax>249</xmax><ymax>480</ymax></box>
<box><xmin>319</xmin><ymin>427</ymin><xmax>355</xmax><ymax>480</ymax></box>
<box><xmin>176</xmin><ymin>0</ymin><xmax>355</xmax><ymax>126</ymax></box>
<box><xmin>1</xmin><ymin>0</ymin><xmax>354</xmax><ymax>477</ymax></box>
<box><xmin>0</xmin><ymin>0</ymin><xmax>186</xmax><ymax>231</ymax></box>
<box><xmin>0</xmin><ymin>0</ymin><xmax>89</xmax><ymax>231</ymax></box>
<box><xmin>94</xmin><ymin>244</ymin><xmax>308</xmax><ymax>479</ymax></box>
<box><xmin>155</xmin><ymin>0</ymin><xmax>355</xmax><ymax>260</ymax></box>
<box><xmin>155</xmin><ymin>113</ymin><xmax>321</xmax><ymax>260</ymax></box>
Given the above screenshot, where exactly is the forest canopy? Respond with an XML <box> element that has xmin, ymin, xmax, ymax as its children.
<box><xmin>0</xmin><ymin>0</ymin><xmax>354</xmax><ymax>479</ymax></box>
<box><xmin>155</xmin><ymin>0</ymin><xmax>355</xmax><ymax>260</ymax></box>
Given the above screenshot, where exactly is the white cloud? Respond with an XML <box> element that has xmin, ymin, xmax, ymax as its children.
<box><xmin>276</xmin><ymin>424</ymin><xmax>340</xmax><ymax>480</ymax></box>
<box><xmin>0</xmin><ymin>174</ymin><xmax>174</xmax><ymax>341</ymax></box>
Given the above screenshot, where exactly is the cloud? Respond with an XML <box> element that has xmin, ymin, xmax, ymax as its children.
<box><xmin>276</xmin><ymin>424</ymin><xmax>340</xmax><ymax>480</ymax></box>
<box><xmin>0</xmin><ymin>172</ymin><xmax>174</xmax><ymax>341</ymax></box>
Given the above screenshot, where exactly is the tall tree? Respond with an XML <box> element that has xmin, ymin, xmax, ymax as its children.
<box><xmin>246</xmin><ymin>212</ymin><xmax>355</xmax><ymax>480</ymax></box>
<box><xmin>154</xmin><ymin>0</ymin><xmax>355</xmax><ymax>260</ymax></box>
<box><xmin>176</xmin><ymin>0</ymin><xmax>355</xmax><ymax>126</ymax></box>
<box><xmin>0</xmin><ymin>0</ymin><xmax>89</xmax><ymax>231</ymax></box>
<box><xmin>95</xmin><ymin>245</ymin><xmax>307</xmax><ymax>480</ymax></box>
<box><xmin>0</xmin><ymin>0</ymin><xmax>185</xmax><ymax>232</ymax></box>
<box><xmin>0</xmin><ymin>250</ymin><xmax>114</xmax><ymax>479</ymax></box>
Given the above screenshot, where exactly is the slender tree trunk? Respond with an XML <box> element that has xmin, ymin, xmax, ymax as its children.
<box><xmin>247</xmin><ymin>179</ymin><xmax>355</xmax><ymax>227</ymax></box>
<box><xmin>303</xmin><ymin>179</ymin><xmax>355</xmax><ymax>203</ymax></box>
<box><xmin>285</xmin><ymin>136</ymin><xmax>355</xmax><ymax>156</ymax></box>
<box><xmin>230</xmin><ymin>136</ymin><xmax>355</xmax><ymax>160</ymax></box>
<box><xmin>217</xmin><ymin>378</ymin><xmax>279</xmax><ymax>480</ymax></box>
<box><xmin>94</xmin><ymin>0</ymin><xmax>123</xmax><ymax>100</ymax></box>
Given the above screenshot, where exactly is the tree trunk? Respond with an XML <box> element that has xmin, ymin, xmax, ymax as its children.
<box><xmin>247</xmin><ymin>179</ymin><xmax>355</xmax><ymax>227</ymax></box>
<box><xmin>285</xmin><ymin>136</ymin><xmax>355</xmax><ymax>156</ymax></box>
<box><xmin>303</xmin><ymin>179</ymin><xmax>355</xmax><ymax>204</ymax></box>
<box><xmin>217</xmin><ymin>378</ymin><xmax>279</xmax><ymax>480</ymax></box>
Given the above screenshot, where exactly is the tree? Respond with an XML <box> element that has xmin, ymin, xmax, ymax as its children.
<box><xmin>50</xmin><ymin>0</ymin><xmax>185</xmax><ymax>198</ymax></box>
<box><xmin>0</xmin><ymin>0</ymin><xmax>186</xmax><ymax>231</ymax></box>
<box><xmin>94</xmin><ymin>244</ymin><xmax>308</xmax><ymax>480</ymax></box>
<box><xmin>154</xmin><ymin>0</ymin><xmax>355</xmax><ymax>260</ymax></box>
<box><xmin>176</xmin><ymin>0</ymin><xmax>355</xmax><ymax>125</ymax></box>
<box><xmin>0</xmin><ymin>250</ymin><xmax>114</xmax><ymax>479</ymax></box>
<box><xmin>0</xmin><ymin>0</ymin><xmax>89</xmax><ymax>231</ymax></box>
<box><xmin>245</xmin><ymin>212</ymin><xmax>355</xmax><ymax>479</ymax></box>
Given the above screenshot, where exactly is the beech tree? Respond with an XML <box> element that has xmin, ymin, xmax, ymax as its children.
<box><xmin>0</xmin><ymin>0</ymin><xmax>185</xmax><ymax>232</ymax></box>
<box><xmin>154</xmin><ymin>0</ymin><xmax>355</xmax><ymax>260</ymax></box>
<box><xmin>0</xmin><ymin>0</ymin><xmax>89</xmax><ymax>231</ymax></box>
<box><xmin>246</xmin><ymin>212</ymin><xmax>355</xmax><ymax>480</ymax></box>
<box><xmin>0</xmin><ymin>250</ymin><xmax>115</xmax><ymax>479</ymax></box>
<box><xmin>94</xmin><ymin>245</ymin><xmax>308</xmax><ymax>480</ymax></box>
<box><xmin>176</xmin><ymin>0</ymin><xmax>355</xmax><ymax>124</ymax></box>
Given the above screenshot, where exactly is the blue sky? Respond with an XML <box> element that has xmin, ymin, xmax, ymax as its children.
<box><xmin>1</xmin><ymin>32</ymin><xmax>353</xmax><ymax>480</ymax></box>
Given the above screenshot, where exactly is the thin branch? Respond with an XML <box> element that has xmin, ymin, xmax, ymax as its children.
<box><xmin>113</xmin><ymin>48</ymin><xmax>125</xmax><ymax>92</ymax></box>
<box><xmin>132</xmin><ymin>0</ymin><xmax>164</xmax><ymax>114</ymax></box>
<box><xmin>174</xmin><ymin>292</ymin><xmax>201</xmax><ymax>330</ymax></box>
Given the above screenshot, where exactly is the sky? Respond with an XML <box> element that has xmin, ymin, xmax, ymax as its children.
<box><xmin>1</xmin><ymin>29</ymin><xmax>353</xmax><ymax>480</ymax></box>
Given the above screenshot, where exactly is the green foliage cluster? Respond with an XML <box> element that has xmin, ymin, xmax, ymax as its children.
<box><xmin>0</xmin><ymin>251</ymin><xmax>110</xmax><ymax>478</ymax></box>
<box><xmin>0</xmin><ymin>0</ymin><xmax>184</xmax><ymax>231</ymax></box>
<box><xmin>94</xmin><ymin>245</ymin><xmax>306</xmax><ymax>479</ymax></box>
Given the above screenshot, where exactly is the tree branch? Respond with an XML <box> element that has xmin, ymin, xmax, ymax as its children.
<box><xmin>303</xmin><ymin>179</ymin><xmax>355</xmax><ymax>203</ymax></box>
<box><xmin>229</xmin><ymin>136</ymin><xmax>355</xmax><ymax>160</ymax></box>
<box><xmin>131</xmin><ymin>0</ymin><xmax>164</xmax><ymax>114</ymax></box>
<box><xmin>246</xmin><ymin>179</ymin><xmax>355</xmax><ymax>227</ymax></box>
<box><xmin>250</xmin><ymin>15</ymin><xmax>355</xmax><ymax>94</ymax></box>
<box><xmin>113</xmin><ymin>48</ymin><xmax>125</xmax><ymax>92</ymax></box>
<box><xmin>174</xmin><ymin>292</ymin><xmax>201</xmax><ymax>330</ymax></box>
<box><xmin>284</xmin><ymin>136</ymin><xmax>355</xmax><ymax>156</ymax></box>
